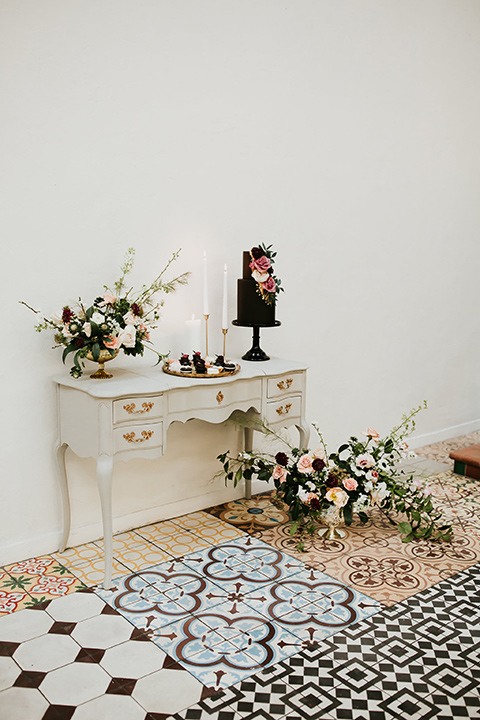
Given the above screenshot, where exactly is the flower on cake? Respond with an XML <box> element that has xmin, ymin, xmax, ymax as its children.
<box><xmin>248</xmin><ymin>244</ymin><xmax>283</xmax><ymax>305</ymax></box>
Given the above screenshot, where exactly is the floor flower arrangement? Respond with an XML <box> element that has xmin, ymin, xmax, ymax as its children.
<box><xmin>218</xmin><ymin>402</ymin><xmax>453</xmax><ymax>545</ymax></box>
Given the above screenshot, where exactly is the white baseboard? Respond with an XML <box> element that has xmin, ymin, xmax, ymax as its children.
<box><xmin>410</xmin><ymin>418</ymin><xmax>480</xmax><ymax>448</ymax></box>
<box><xmin>0</xmin><ymin>478</ymin><xmax>273</xmax><ymax>566</ymax></box>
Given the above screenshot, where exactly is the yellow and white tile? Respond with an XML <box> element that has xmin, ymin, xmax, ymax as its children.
<box><xmin>52</xmin><ymin>544</ymin><xmax>129</xmax><ymax>587</ymax></box>
<box><xmin>94</xmin><ymin>532</ymin><xmax>171</xmax><ymax>573</ymax></box>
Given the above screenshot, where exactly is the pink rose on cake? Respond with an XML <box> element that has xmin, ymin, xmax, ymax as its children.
<box><xmin>250</xmin><ymin>255</ymin><xmax>272</xmax><ymax>274</ymax></box>
<box><xmin>262</xmin><ymin>276</ymin><xmax>276</xmax><ymax>293</ymax></box>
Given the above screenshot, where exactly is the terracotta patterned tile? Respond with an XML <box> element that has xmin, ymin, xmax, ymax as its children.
<box><xmin>321</xmin><ymin>547</ymin><xmax>447</xmax><ymax>607</ymax></box>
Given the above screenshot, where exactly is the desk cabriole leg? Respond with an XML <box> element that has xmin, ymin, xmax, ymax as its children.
<box><xmin>296</xmin><ymin>421</ymin><xmax>310</xmax><ymax>451</ymax></box>
<box><xmin>56</xmin><ymin>442</ymin><xmax>71</xmax><ymax>553</ymax></box>
<box><xmin>97</xmin><ymin>455</ymin><xmax>114</xmax><ymax>590</ymax></box>
<box><xmin>244</xmin><ymin>427</ymin><xmax>253</xmax><ymax>499</ymax></box>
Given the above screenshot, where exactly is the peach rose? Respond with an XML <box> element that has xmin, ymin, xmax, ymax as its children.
<box><xmin>104</xmin><ymin>335</ymin><xmax>121</xmax><ymax>350</ymax></box>
<box><xmin>343</xmin><ymin>477</ymin><xmax>358</xmax><ymax>491</ymax></box>
<box><xmin>252</xmin><ymin>256</ymin><xmax>271</xmax><ymax>273</ymax></box>
<box><xmin>362</xmin><ymin>427</ymin><xmax>380</xmax><ymax>440</ymax></box>
<box><xmin>325</xmin><ymin>487</ymin><xmax>349</xmax><ymax>508</ymax></box>
<box><xmin>297</xmin><ymin>454</ymin><xmax>314</xmax><ymax>474</ymax></box>
<box><xmin>101</xmin><ymin>293</ymin><xmax>117</xmax><ymax>305</ymax></box>
<box><xmin>272</xmin><ymin>465</ymin><xmax>287</xmax><ymax>482</ymax></box>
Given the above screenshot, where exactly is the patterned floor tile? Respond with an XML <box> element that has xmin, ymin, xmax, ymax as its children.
<box><xmin>0</xmin><ymin>572</ymin><xmax>33</xmax><ymax>616</ymax></box>
<box><xmin>416</xmin><ymin>431</ymin><xmax>480</xmax><ymax>465</ymax></box>
<box><xmin>243</xmin><ymin>566</ymin><xmax>380</xmax><ymax>645</ymax></box>
<box><xmin>2</xmin><ymin>557</ymin><xmax>86</xmax><ymax>607</ymax></box>
<box><xmin>52</xmin><ymin>544</ymin><xmax>131</xmax><ymax>586</ymax></box>
<box><xmin>147</xmin><ymin>608</ymin><xmax>304</xmax><ymax>690</ymax></box>
<box><xmin>96</xmin><ymin>559</ymin><xmax>251</xmax><ymax>634</ymax></box>
<box><xmin>94</xmin><ymin>531</ymin><xmax>172</xmax><ymax>572</ymax></box>
<box><xmin>206</xmin><ymin>492</ymin><xmax>290</xmax><ymax>534</ymax></box>
<box><xmin>180</xmin><ymin>536</ymin><xmax>307</xmax><ymax>595</ymax></box>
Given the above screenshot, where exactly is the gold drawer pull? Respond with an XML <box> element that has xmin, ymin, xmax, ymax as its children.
<box><xmin>276</xmin><ymin>403</ymin><xmax>292</xmax><ymax>416</ymax></box>
<box><xmin>123</xmin><ymin>402</ymin><xmax>154</xmax><ymax>415</ymax></box>
<box><xmin>216</xmin><ymin>391</ymin><xmax>224</xmax><ymax>404</ymax></box>
<box><xmin>277</xmin><ymin>378</ymin><xmax>293</xmax><ymax>390</ymax></box>
<box><xmin>123</xmin><ymin>430</ymin><xmax>154</xmax><ymax>443</ymax></box>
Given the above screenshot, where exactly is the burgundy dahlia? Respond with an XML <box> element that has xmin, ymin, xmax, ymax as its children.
<box><xmin>275</xmin><ymin>452</ymin><xmax>289</xmax><ymax>467</ymax></box>
<box><xmin>75</xmin><ymin>337</ymin><xmax>85</xmax><ymax>348</ymax></box>
<box><xmin>312</xmin><ymin>458</ymin><xmax>326</xmax><ymax>472</ymax></box>
<box><xmin>62</xmin><ymin>307</ymin><xmax>74</xmax><ymax>323</ymax></box>
<box><xmin>310</xmin><ymin>497</ymin><xmax>321</xmax><ymax>510</ymax></box>
<box><xmin>250</xmin><ymin>246</ymin><xmax>263</xmax><ymax>260</ymax></box>
<box><xmin>131</xmin><ymin>302</ymin><xmax>141</xmax><ymax>316</ymax></box>
<box><xmin>326</xmin><ymin>474</ymin><xmax>339</xmax><ymax>488</ymax></box>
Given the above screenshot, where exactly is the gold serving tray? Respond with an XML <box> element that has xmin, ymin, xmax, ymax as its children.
<box><xmin>162</xmin><ymin>363</ymin><xmax>240</xmax><ymax>379</ymax></box>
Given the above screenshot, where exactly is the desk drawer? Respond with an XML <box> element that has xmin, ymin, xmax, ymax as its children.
<box><xmin>266</xmin><ymin>396</ymin><xmax>302</xmax><ymax>424</ymax></box>
<box><xmin>114</xmin><ymin>421</ymin><xmax>163</xmax><ymax>453</ymax></box>
<box><xmin>113</xmin><ymin>395</ymin><xmax>163</xmax><ymax>425</ymax></box>
<box><xmin>267</xmin><ymin>373</ymin><xmax>303</xmax><ymax>399</ymax></box>
<box><xmin>168</xmin><ymin>379</ymin><xmax>262</xmax><ymax>415</ymax></box>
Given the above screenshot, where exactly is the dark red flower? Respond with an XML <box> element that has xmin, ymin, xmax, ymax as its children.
<box><xmin>275</xmin><ymin>452</ymin><xmax>289</xmax><ymax>467</ymax></box>
<box><xmin>62</xmin><ymin>307</ymin><xmax>74</xmax><ymax>323</ymax></box>
<box><xmin>310</xmin><ymin>497</ymin><xmax>321</xmax><ymax>510</ymax></box>
<box><xmin>131</xmin><ymin>303</ymin><xmax>141</xmax><ymax>316</ymax></box>
<box><xmin>75</xmin><ymin>337</ymin><xmax>85</xmax><ymax>348</ymax></box>
<box><xmin>326</xmin><ymin>474</ymin><xmax>339</xmax><ymax>488</ymax></box>
<box><xmin>251</xmin><ymin>246</ymin><xmax>263</xmax><ymax>259</ymax></box>
<box><xmin>312</xmin><ymin>458</ymin><xmax>326</xmax><ymax>472</ymax></box>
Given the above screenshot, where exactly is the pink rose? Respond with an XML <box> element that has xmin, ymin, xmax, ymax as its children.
<box><xmin>262</xmin><ymin>276</ymin><xmax>276</xmax><ymax>293</ymax></box>
<box><xmin>343</xmin><ymin>477</ymin><xmax>358</xmax><ymax>491</ymax></box>
<box><xmin>104</xmin><ymin>335</ymin><xmax>121</xmax><ymax>349</ymax></box>
<box><xmin>297</xmin><ymin>454</ymin><xmax>314</xmax><ymax>474</ymax></box>
<box><xmin>272</xmin><ymin>465</ymin><xmax>287</xmax><ymax>482</ymax></box>
<box><xmin>252</xmin><ymin>255</ymin><xmax>271</xmax><ymax>273</ymax></box>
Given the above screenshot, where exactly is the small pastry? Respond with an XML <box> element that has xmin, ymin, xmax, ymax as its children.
<box><xmin>207</xmin><ymin>366</ymin><xmax>220</xmax><ymax>375</ymax></box>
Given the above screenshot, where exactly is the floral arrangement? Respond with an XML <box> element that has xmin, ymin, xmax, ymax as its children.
<box><xmin>21</xmin><ymin>248</ymin><xmax>189</xmax><ymax>378</ymax></box>
<box><xmin>218</xmin><ymin>403</ymin><xmax>452</xmax><ymax>544</ymax></box>
<box><xmin>249</xmin><ymin>244</ymin><xmax>283</xmax><ymax>306</ymax></box>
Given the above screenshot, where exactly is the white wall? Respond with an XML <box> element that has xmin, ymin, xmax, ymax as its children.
<box><xmin>2</xmin><ymin>0</ymin><xmax>480</xmax><ymax>564</ymax></box>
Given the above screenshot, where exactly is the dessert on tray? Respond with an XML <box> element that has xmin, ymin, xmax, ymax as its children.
<box><xmin>163</xmin><ymin>353</ymin><xmax>239</xmax><ymax>378</ymax></box>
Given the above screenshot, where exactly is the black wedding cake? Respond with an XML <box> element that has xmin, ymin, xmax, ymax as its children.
<box><xmin>236</xmin><ymin>251</ymin><xmax>276</xmax><ymax>326</ymax></box>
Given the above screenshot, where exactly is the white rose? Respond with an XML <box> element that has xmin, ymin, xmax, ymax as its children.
<box><xmin>370</xmin><ymin>481</ymin><xmax>390</xmax><ymax>504</ymax></box>
<box><xmin>123</xmin><ymin>311</ymin><xmax>140</xmax><ymax>326</ymax></box>
<box><xmin>91</xmin><ymin>311</ymin><xmax>105</xmax><ymax>325</ymax></box>
<box><xmin>118</xmin><ymin>324</ymin><xmax>136</xmax><ymax>348</ymax></box>
<box><xmin>297</xmin><ymin>487</ymin><xmax>310</xmax><ymax>503</ymax></box>
<box><xmin>251</xmin><ymin>269</ymin><xmax>270</xmax><ymax>283</ymax></box>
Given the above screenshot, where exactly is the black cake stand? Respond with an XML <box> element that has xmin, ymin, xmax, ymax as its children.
<box><xmin>232</xmin><ymin>320</ymin><xmax>281</xmax><ymax>361</ymax></box>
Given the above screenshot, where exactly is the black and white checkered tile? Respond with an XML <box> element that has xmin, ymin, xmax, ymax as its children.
<box><xmin>171</xmin><ymin>563</ymin><xmax>480</xmax><ymax>720</ymax></box>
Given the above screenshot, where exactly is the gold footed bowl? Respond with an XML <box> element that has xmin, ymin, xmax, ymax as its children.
<box><xmin>318</xmin><ymin>505</ymin><xmax>346</xmax><ymax>540</ymax></box>
<box><xmin>86</xmin><ymin>349</ymin><xmax>119</xmax><ymax>379</ymax></box>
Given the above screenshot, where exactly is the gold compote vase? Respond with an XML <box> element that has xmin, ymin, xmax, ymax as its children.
<box><xmin>86</xmin><ymin>349</ymin><xmax>119</xmax><ymax>379</ymax></box>
<box><xmin>318</xmin><ymin>505</ymin><xmax>346</xmax><ymax>540</ymax></box>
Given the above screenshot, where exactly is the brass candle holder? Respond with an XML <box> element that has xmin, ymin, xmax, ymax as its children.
<box><xmin>222</xmin><ymin>328</ymin><xmax>228</xmax><ymax>357</ymax></box>
<box><xmin>204</xmin><ymin>313</ymin><xmax>210</xmax><ymax>357</ymax></box>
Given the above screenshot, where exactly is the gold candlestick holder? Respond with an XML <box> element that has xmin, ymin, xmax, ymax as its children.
<box><xmin>204</xmin><ymin>314</ymin><xmax>210</xmax><ymax>357</ymax></box>
<box><xmin>222</xmin><ymin>328</ymin><xmax>228</xmax><ymax>357</ymax></box>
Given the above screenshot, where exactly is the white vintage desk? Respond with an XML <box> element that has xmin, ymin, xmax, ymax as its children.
<box><xmin>54</xmin><ymin>358</ymin><xmax>309</xmax><ymax>588</ymax></box>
